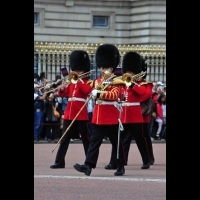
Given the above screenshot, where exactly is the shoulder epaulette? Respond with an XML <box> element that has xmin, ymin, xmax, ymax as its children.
<box><xmin>86</xmin><ymin>79</ymin><xmax>94</xmax><ymax>87</ymax></box>
<box><xmin>139</xmin><ymin>81</ymin><xmax>153</xmax><ymax>85</ymax></box>
<box><xmin>113</xmin><ymin>76</ymin><xmax>122</xmax><ymax>81</ymax></box>
<box><xmin>112</xmin><ymin>78</ymin><xmax>126</xmax><ymax>86</ymax></box>
<box><xmin>139</xmin><ymin>81</ymin><xmax>148</xmax><ymax>85</ymax></box>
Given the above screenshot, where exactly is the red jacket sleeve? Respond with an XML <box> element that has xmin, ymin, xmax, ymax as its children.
<box><xmin>57</xmin><ymin>86</ymin><xmax>69</xmax><ymax>98</ymax></box>
<box><xmin>140</xmin><ymin>83</ymin><xmax>153</xmax><ymax>102</ymax></box>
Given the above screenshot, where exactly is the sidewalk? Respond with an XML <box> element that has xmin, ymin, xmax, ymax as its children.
<box><xmin>34</xmin><ymin>138</ymin><xmax>166</xmax><ymax>144</ymax></box>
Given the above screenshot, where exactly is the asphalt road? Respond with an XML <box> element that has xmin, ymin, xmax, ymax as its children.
<box><xmin>34</xmin><ymin>143</ymin><xmax>166</xmax><ymax>200</ymax></box>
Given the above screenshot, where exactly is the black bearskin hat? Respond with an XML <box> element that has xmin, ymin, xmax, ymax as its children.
<box><xmin>69</xmin><ymin>50</ymin><xmax>90</xmax><ymax>72</ymax></box>
<box><xmin>122</xmin><ymin>52</ymin><xmax>143</xmax><ymax>74</ymax></box>
<box><xmin>95</xmin><ymin>44</ymin><xmax>120</xmax><ymax>72</ymax></box>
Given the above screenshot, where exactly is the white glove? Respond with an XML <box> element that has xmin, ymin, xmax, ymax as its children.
<box><xmin>92</xmin><ymin>89</ymin><xmax>98</xmax><ymax>97</ymax></box>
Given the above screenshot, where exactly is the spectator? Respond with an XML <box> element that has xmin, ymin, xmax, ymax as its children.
<box><xmin>163</xmin><ymin>85</ymin><xmax>166</xmax><ymax>95</ymax></box>
<box><xmin>155</xmin><ymin>94</ymin><xmax>166</xmax><ymax>140</ymax></box>
<box><xmin>149</xmin><ymin>82</ymin><xmax>165</xmax><ymax>140</ymax></box>
<box><xmin>34</xmin><ymin>73</ymin><xmax>40</xmax><ymax>84</ymax></box>
<box><xmin>45</xmin><ymin>92</ymin><xmax>62</xmax><ymax>143</ymax></box>
<box><xmin>39</xmin><ymin>71</ymin><xmax>46</xmax><ymax>85</ymax></box>
<box><xmin>34</xmin><ymin>83</ymin><xmax>48</xmax><ymax>141</ymax></box>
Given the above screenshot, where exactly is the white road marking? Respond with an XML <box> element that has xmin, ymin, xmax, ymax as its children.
<box><xmin>34</xmin><ymin>175</ymin><xmax>166</xmax><ymax>183</ymax></box>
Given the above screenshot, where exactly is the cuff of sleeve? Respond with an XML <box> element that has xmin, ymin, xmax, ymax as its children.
<box><xmin>129</xmin><ymin>82</ymin><xmax>135</xmax><ymax>88</ymax></box>
<box><xmin>96</xmin><ymin>92</ymin><xmax>100</xmax><ymax>98</ymax></box>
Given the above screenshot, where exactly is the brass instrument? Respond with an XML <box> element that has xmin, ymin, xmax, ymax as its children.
<box><xmin>122</xmin><ymin>71</ymin><xmax>147</xmax><ymax>86</ymax></box>
<box><xmin>39</xmin><ymin>81</ymin><xmax>54</xmax><ymax>94</ymax></box>
<box><xmin>39</xmin><ymin>77</ymin><xmax>67</xmax><ymax>94</ymax></box>
<box><xmin>43</xmin><ymin>70</ymin><xmax>94</xmax><ymax>94</ymax></box>
<box><xmin>68</xmin><ymin>70</ymin><xmax>94</xmax><ymax>84</ymax></box>
<box><xmin>96</xmin><ymin>68</ymin><xmax>116</xmax><ymax>90</ymax></box>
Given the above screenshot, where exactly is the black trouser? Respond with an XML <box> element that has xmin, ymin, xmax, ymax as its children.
<box><xmin>108</xmin><ymin>123</ymin><xmax>150</xmax><ymax>166</ymax></box>
<box><xmin>85</xmin><ymin>124</ymin><xmax>126</xmax><ymax>168</ymax></box>
<box><xmin>109</xmin><ymin>129</ymin><xmax>132</xmax><ymax>166</ymax></box>
<box><xmin>142</xmin><ymin>123</ymin><xmax>154</xmax><ymax>160</ymax></box>
<box><xmin>55</xmin><ymin>120</ymin><xmax>90</xmax><ymax>165</ymax></box>
<box><xmin>160</xmin><ymin>124</ymin><xmax>166</xmax><ymax>139</ymax></box>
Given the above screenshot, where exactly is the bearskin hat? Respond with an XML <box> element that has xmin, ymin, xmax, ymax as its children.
<box><xmin>122</xmin><ymin>52</ymin><xmax>143</xmax><ymax>74</ymax></box>
<box><xmin>95</xmin><ymin>44</ymin><xmax>120</xmax><ymax>72</ymax></box>
<box><xmin>69</xmin><ymin>50</ymin><xmax>90</xmax><ymax>72</ymax></box>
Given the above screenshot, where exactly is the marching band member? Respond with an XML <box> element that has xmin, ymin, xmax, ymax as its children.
<box><xmin>105</xmin><ymin>52</ymin><xmax>152</xmax><ymax>170</ymax></box>
<box><xmin>139</xmin><ymin>58</ymin><xmax>155</xmax><ymax>165</ymax></box>
<box><xmin>118</xmin><ymin>57</ymin><xmax>155</xmax><ymax>166</ymax></box>
<box><xmin>73</xmin><ymin>44</ymin><xmax>126</xmax><ymax>176</ymax></box>
<box><xmin>50</xmin><ymin>50</ymin><xmax>93</xmax><ymax>169</ymax></box>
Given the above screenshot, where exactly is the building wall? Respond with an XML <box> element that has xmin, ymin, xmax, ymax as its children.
<box><xmin>34</xmin><ymin>0</ymin><xmax>166</xmax><ymax>45</ymax></box>
<box><xmin>34</xmin><ymin>0</ymin><xmax>166</xmax><ymax>83</ymax></box>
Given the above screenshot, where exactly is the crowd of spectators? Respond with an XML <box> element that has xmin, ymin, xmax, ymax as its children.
<box><xmin>34</xmin><ymin>72</ymin><xmax>166</xmax><ymax>142</ymax></box>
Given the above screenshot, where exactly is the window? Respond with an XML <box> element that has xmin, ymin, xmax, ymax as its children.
<box><xmin>34</xmin><ymin>12</ymin><xmax>39</xmax><ymax>25</ymax></box>
<box><xmin>93</xmin><ymin>16</ymin><xmax>109</xmax><ymax>28</ymax></box>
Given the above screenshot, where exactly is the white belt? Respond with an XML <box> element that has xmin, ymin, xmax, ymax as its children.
<box><xmin>121</xmin><ymin>102</ymin><xmax>140</xmax><ymax>106</ymax></box>
<box><xmin>96</xmin><ymin>100</ymin><xmax>117</xmax><ymax>105</ymax></box>
<box><xmin>68</xmin><ymin>97</ymin><xmax>86</xmax><ymax>102</ymax></box>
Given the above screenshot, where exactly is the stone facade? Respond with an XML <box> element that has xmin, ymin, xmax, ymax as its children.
<box><xmin>34</xmin><ymin>0</ymin><xmax>166</xmax><ymax>83</ymax></box>
<box><xmin>34</xmin><ymin>0</ymin><xmax>166</xmax><ymax>45</ymax></box>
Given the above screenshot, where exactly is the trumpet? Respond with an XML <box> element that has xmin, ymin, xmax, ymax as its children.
<box><xmin>122</xmin><ymin>71</ymin><xmax>147</xmax><ymax>86</ymax></box>
<box><xmin>68</xmin><ymin>70</ymin><xmax>94</xmax><ymax>84</ymax></box>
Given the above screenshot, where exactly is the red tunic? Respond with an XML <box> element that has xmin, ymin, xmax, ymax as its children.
<box><xmin>92</xmin><ymin>77</ymin><xmax>125</xmax><ymax>125</ymax></box>
<box><xmin>121</xmin><ymin>81</ymin><xmax>152</xmax><ymax>123</ymax></box>
<box><xmin>57</xmin><ymin>78</ymin><xmax>92</xmax><ymax>120</ymax></box>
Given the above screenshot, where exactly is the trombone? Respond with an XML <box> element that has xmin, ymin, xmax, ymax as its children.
<box><xmin>122</xmin><ymin>71</ymin><xmax>146</xmax><ymax>86</ymax></box>
<box><xmin>68</xmin><ymin>70</ymin><xmax>95</xmax><ymax>84</ymax></box>
<box><xmin>43</xmin><ymin>70</ymin><xmax>95</xmax><ymax>94</ymax></box>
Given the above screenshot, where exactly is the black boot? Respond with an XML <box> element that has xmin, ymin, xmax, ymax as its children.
<box><xmin>73</xmin><ymin>163</ymin><xmax>92</xmax><ymax>176</ymax></box>
<box><xmin>105</xmin><ymin>163</ymin><xmax>117</xmax><ymax>170</ymax></box>
<box><xmin>114</xmin><ymin>166</ymin><xmax>125</xmax><ymax>176</ymax></box>
<box><xmin>50</xmin><ymin>162</ymin><xmax>65</xmax><ymax>169</ymax></box>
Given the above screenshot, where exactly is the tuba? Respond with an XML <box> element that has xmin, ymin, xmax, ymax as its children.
<box><xmin>122</xmin><ymin>71</ymin><xmax>147</xmax><ymax>86</ymax></box>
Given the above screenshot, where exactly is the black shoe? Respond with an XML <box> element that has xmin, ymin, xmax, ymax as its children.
<box><xmin>105</xmin><ymin>163</ymin><xmax>117</xmax><ymax>170</ymax></box>
<box><xmin>141</xmin><ymin>163</ymin><xmax>150</xmax><ymax>169</ymax></box>
<box><xmin>155</xmin><ymin>135</ymin><xmax>161</xmax><ymax>140</ymax></box>
<box><xmin>73</xmin><ymin>163</ymin><xmax>92</xmax><ymax>176</ymax></box>
<box><xmin>50</xmin><ymin>162</ymin><xmax>65</xmax><ymax>169</ymax></box>
<box><xmin>150</xmin><ymin>158</ymin><xmax>155</xmax><ymax>165</ymax></box>
<box><xmin>114</xmin><ymin>166</ymin><xmax>125</xmax><ymax>176</ymax></box>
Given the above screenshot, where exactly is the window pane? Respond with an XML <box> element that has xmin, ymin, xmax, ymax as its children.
<box><xmin>93</xmin><ymin>16</ymin><xmax>108</xmax><ymax>27</ymax></box>
<box><xmin>34</xmin><ymin>13</ymin><xmax>39</xmax><ymax>25</ymax></box>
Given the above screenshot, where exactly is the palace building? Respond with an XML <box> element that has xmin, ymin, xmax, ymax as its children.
<box><xmin>34</xmin><ymin>0</ymin><xmax>166</xmax><ymax>83</ymax></box>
